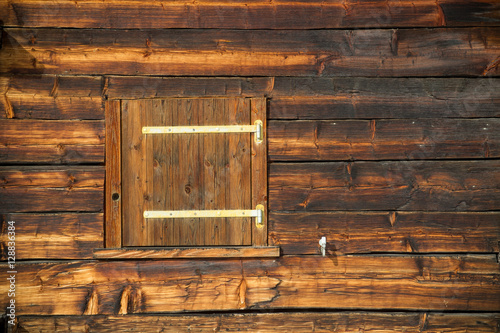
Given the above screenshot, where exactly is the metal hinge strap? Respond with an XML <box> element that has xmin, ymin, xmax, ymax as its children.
<box><xmin>142</xmin><ymin>120</ymin><xmax>263</xmax><ymax>143</ymax></box>
<box><xmin>144</xmin><ymin>204</ymin><xmax>265</xmax><ymax>227</ymax></box>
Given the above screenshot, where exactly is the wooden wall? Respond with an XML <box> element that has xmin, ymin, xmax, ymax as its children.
<box><xmin>1</xmin><ymin>1</ymin><xmax>500</xmax><ymax>331</ymax></box>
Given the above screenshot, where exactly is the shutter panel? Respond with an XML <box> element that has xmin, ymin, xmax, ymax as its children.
<box><xmin>121</xmin><ymin>98</ymin><xmax>260</xmax><ymax>247</ymax></box>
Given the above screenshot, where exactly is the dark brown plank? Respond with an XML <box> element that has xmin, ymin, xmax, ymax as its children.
<box><xmin>1</xmin><ymin>255</ymin><xmax>498</xmax><ymax>314</ymax></box>
<box><xmin>13</xmin><ymin>312</ymin><xmax>500</xmax><ymax>332</ymax></box>
<box><xmin>0</xmin><ymin>119</ymin><xmax>105</xmax><ymax>164</ymax></box>
<box><xmin>269</xmin><ymin>161</ymin><xmax>500</xmax><ymax>211</ymax></box>
<box><xmin>93</xmin><ymin>247</ymin><xmax>280</xmax><ymax>259</ymax></box>
<box><xmin>269</xmin><ymin>77</ymin><xmax>500</xmax><ymax>119</ymax></box>
<box><xmin>270</xmin><ymin>212</ymin><xmax>500</xmax><ymax>255</ymax></box>
<box><xmin>0</xmin><ymin>167</ymin><xmax>104</xmax><ymax>213</ymax></box>
<box><xmin>2</xmin><ymin>1</ymin><xmax>499</xmax><ymax>29</ymax></box>
<box><xmin>105</xmin><ymin>101</ymin><xmax>121</xmax><ymax>248</ymax></box>
<box><xmin>0</xmin><ymin>144</ymin><xmax>104</xmax><ymax>164</ymax></box>
<box><xmin>0</xmin><ymin>75</ymin><xmax>103</xmax><ymax>97</ymax></box>
<box><xmin>0</xmin><ymin>96</ymin><xmax>103</xmax><ymax>120</ymax></box>
<box><xmin>1</xmin><ymin>120</ymin><xmax>104</xmax><ymax>145</ymax></box>
<box><xmin>268</xmin><ymin>118</ymin><xmax>500</xmax><ymax>161</ymax></box>
<box><xmin>0</xmin><ymin>213</ymin><xmax>103</xmax><ymax>259</ymax></box>
<box><xmin>2</xmin><ymin>28</ymin><xmax>499</xmax><ymax>77</ymax></box>
<box><xmin>107</xmin><ymin>77</ymin><xmax>274</xmax><ymax>99</ymax></box>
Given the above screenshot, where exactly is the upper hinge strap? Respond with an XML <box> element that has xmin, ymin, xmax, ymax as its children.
<box><xmin>142</xmin><ymin>120</ymin><xmax>263</xmax><ymax>143</ymax></box>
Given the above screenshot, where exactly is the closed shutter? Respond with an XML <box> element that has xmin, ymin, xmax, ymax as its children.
<box><xmin>120</xmin><ymin>98</ymin><xmax>267</xmax><ymax>247</ymax></box>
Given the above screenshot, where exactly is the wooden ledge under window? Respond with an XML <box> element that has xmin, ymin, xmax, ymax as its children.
<box><xmin>93</xmin><ymin>247</ymin><xmax>280</xmax><ymax>259</ymax></box>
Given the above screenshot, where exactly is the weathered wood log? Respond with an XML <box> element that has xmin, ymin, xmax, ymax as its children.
<box><xmin>106</xmin><ymin>76</ymin><xmax>274</xmax><ymax>99</ymax></box>
<box><xmin>0</xmin><ymin>144</ymin><xmax>104</xmax><ymax>164</ymax></box>
<box><xmin>0</xmin><ymin>255</ymin><xmax>498</xmax><ymax>314</ymax></box>
<box><xmin>1</xmin><ymin>28</ymin><xmax>499</xmax><ymax>76</ymax></box>
<box><xmin>93</xmin><ymin>247</ymin><xmax>280</xmax><ymax>259</ymax></box>
<box><xmin>0</xmin><ymin>119</ymin><xmax>104</xmax><ymax>164</ymax></box>
<box><xmin>0</xmin><ymin>75</ymin><xmax>103</xmax><ymax>97</ymax></box>
<box><xmin>1</xmin><ymin>96</ymin><xmax>103</xmax><ymax>120</ymax></box>
<box><xmin>270</xmin><ymin>212</ymin><xmax>500</xmax><ymax>255</ymax></box>
<box><xmin>269</xmin><ymin>77</ymin><xmax>500</xmax><ymax>119</ymax></box>
<box><xmin>0</xmin><ymin>213</ymin><xmax>103</xmax><ymax>260</ymax></box>
<box><xmin>1</xmin><ymin>0</ymin><xmax>499</xmax><ymax>29</ymax></box>
<box><xmin>1</xmin><ymin>120</ymin><xmax>104</xmax><ymax>145</ymax></box>
<box><xmin>0</xmin><ymin>75</ymin><xmax>104</xmax><ymax>119</ymax></box>
<box><xmin>11</xmin><ymin>312</ymin><xmax>500</xmax><ymax>333</ymax></box>
<box><xmin>268</xmin><ymin>119</ymin><xmax>499</xmax><ymax>161</ymax></box>
<box><xmin>269</xmin><ymin>161</ymin><xmax>500</xmax><ymax>211</ymax></box>
<box><xmin>0</xmin><ymin>167</ymin><xmax>104</xmax><ymax>212</ymax></box>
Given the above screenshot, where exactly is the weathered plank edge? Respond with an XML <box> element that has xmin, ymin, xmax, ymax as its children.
<box><xmin>93</xmin><ymin>246</ymin><xmax>280</xmax><ymax>259</ymax></box>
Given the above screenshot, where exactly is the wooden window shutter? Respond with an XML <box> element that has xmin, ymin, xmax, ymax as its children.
<box><xmin>100</xmin><ymin>97</ymin><xmax>278</xmax><ymax>258</ymax></box>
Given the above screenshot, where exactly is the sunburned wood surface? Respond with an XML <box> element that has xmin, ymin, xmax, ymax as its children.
<box><xmin>0</xmin><ymin>166</ymin><xmax>104</xmax><ymax>212</ymax></box>
<box><xmin>1</xmin><ymin>0</ymin><xmax>499</xmax><ymax>29</ymax></box>
<box><xmin>0</xmin><ymin>213</ymin><xmax>103</xmax><ymax>260</ymax></box>
<box><xmin>268</xmin><ymin>119</ymin><xmax>500</xmax><ymax>161</ymax></box>
<box><xmin>0</xmin><ymin>255</ymin><xmax>498</xmax><ymax>315</ymax></box>
<box><xmin>270</xmin><ymin>212</ymin><xmax>500</xmax><ymax>255</ymax></box>
<box><xmin>269</xmin><ymin>161</ymin><xmax>500</xmax><ymax>211</ymax></box>
<box><xmin>12</xmin><ymin>312</ymin><xmax>500</xmax><ymax>333</ymax></box>
<box><xmin>1</xmin><ymin>28</ymin><xmax>499</xmax><ymax>76</ymax></box>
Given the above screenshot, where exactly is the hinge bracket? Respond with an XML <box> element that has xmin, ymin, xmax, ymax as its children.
<box><xmin>142</xmin><ymin>120</ymin><xmax>263</xmax><ymax>143</ymax></box>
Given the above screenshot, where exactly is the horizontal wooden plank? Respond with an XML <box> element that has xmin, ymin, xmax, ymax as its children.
<box><xmin>107</xmin><ymin>76</ymin><xmax>274</xmax><ymax>99</ymax></box>
<box><xmin>1</xmin><ymin>96</ymin><xmax>104</xmax><ymax>120</ymax></box>
<box><xmin>269</xmin><ymin>161</ymin><xmax>500</xmax><ymax>211</ymax></box>
<box><xmin>1</xmin><ymin>120</ymin><xmax>104</xmax><ymax>145</ymax></box>
<box><xmin>269</xmin><ymin>77</ymin><xmax>500</xmax><ymax>119</ymax></box>
<box><xmin>268</xmin><ymin>118</ymin><xmax>500</xmax><ymax>161</ymax></box>
<box><xmin>0</xmin><ymin>144</ymin><xmax>104</xmax><ymax>164</ymax></box>
<box><xmin>0</xmin><ymin>255</ymin><xmax>498</xmax><ymax>314</ymax></box>
<box><xmin>269</xmin><ymin>212</ymin><xmax>500</xmax><ymax>255</ymax></box>
<box><xmin>0</xmin><ymin>188</ymin><xmax>103</xmax><ymax>213</ymax></box>
<box><xmin>1</xmin><ymin>28</ymin><xmax>498</xmax><ymax>76</ymax></box>
<box><xmin>13</xmin><ymin>312</ymin><xmax>500</xmax><ymax>333</ymax></box>
<box><xmin>1</xmin><ymin>0</ymin><xmax>499</xmax><ymax>29</ymax></box>
<box><xmin>0</xmin><ymin>75</ymin><xmax>103</xmax><ymax>97</ymax></box>
<box><xmin>0</xmin><ymin>166</ymin><xmax>104</xmax><ymax>213</ymax></box>
<box><xmin>0</xmin><ymin>166</ymin><xmax>104</xmax><ymax>187</ymax></box>
<box><xmin>93</xmin><ymin>247</ymin><xmax>280</xmax><ymax>259</ymax></box>
<box><xmin>0</xmin><ymin>213</ymin><xmax>103</xmax><ymax>260</ymax></box>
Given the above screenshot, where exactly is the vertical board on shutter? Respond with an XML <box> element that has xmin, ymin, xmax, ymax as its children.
<box><xmin>227</xmin><ymin>98</ymin><xmax>252</xmax><ymax>245</ymax></box>
<box><xmin>122</xmin><ymin>100</ymin><xmax>151</xmax><ymax>246</ymax></box>
<box><xmin>105</xmin><ymin>100</ymin><xmax>122</xmax><ymax>248</ymax></box>
<box><xmin>251</xmin><ymin>98</ymin><xmax>268</xmax><ymax>246</ymax></box>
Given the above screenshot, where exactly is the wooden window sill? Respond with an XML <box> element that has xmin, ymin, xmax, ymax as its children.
<box><xmin>93</xmin><ymin>246</ymin><xmax>280</xmax><ymax>259</ymax></box>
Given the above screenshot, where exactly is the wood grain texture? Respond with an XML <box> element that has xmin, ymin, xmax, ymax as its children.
<box><xmin>0</xmin><ymin>167</ymin><xmax>104</xmax><ymax>213</ymax></box>
<box><xmin>0</xmin><ymin>255</ymin><xmax>498</xmax><ymax>314</ymax></box>
<box><xmin>12</xmin><ymin>312</ymin><xmax>500</xmax><ymax>333</ymax></box>
<box><xmin>269</xmin><ymin>161</ymin><xmax>500</xmax><ymax>211</ymax></box>
<box><xmin>0</xmin><ymin>144</ymin><xmax>104</xmax><ymax>164</ymax></box>
<box><xmin>269</xmin><ymin>212</ymin><xmax>500</xmax><ymax>255</ymax></box>
<box><xmin>1</xmin><ymin>0</ymin><xmax>499</xmax><ymax>29</ymax></box>
<box><xmin>106</xmin><ymin>76</ymin><xmax>274</xmax><ymax>99</ymax></box>
<box><xmin>1</xmin><ymin>28</ymin><xmax>499</xmax><ymax>77</ymax></box>
<box><xmin>269</xmin><ymin>77</ymin><xmax>500</xmax><ymax>119</ymax></box>
<box><xmin>0</xmin><ymin>120</ymin><xmax>104</xmax><ymax>164</ymax></box>
<box><xmin>0</xmin><ymin>213</ymin><xmax>103</xmax><ymax>260</ymax></box>
<box><xmin>268</xmin><ymin>119</ymin><xmax>500</xmax><ymax>161</ymax></box>
<box><xmin>93</xmin><ymin>247</ymin><xmax>280</xmax><ymax>259</ymax></box>
<box><xmin>105</xmin><ymin>101</ymin><xmax>121</xmax><ymax>248</ymax></box>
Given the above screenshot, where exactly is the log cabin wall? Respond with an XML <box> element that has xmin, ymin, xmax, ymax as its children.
<box><xmin>1</xmin><ymin>1</ymin><xmax>500</xmax><ymax>331</ymax></box>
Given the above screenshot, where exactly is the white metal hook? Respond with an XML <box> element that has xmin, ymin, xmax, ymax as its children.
<box><xmin>319</xmin><ymin>236</ymin><xmax>327</xmax><ymax>257</ymax></box>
